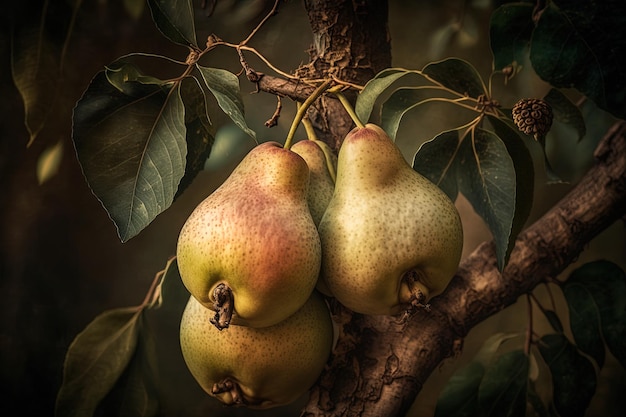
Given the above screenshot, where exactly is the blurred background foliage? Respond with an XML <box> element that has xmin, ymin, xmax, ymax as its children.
<box><xmin>1</xmin><ymin>0</ymin><xmax>624</xmax><ymax>416</ymax></box>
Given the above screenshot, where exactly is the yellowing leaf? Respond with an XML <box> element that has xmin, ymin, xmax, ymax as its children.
<box><xmin>11</xmin><ymin>26</ymin><xmax>60</xmax><ymax>146</ymax></box>
<box><xmin>37</xmin><ymin>140</ymin><xmax>64</xmax><ymax>184</ymax></box>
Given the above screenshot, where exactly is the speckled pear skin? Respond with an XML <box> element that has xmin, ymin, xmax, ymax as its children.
<box><xmin>291</xmin><ymin>140</ymin><xmax>337</xmax><ymax>226</ymax></box>
<box><xmin>180</xmin><ymin>291</ymin><xmax>333</xmax><ymax>409</ymax></box>
<box><xmin>318</xmin><ymin>124</ymin><xmax>463</xmax><ymax>316</ymax></box>
<box><xmin>176</xmin><ymin>141</ymin><xmax>322</xmax><ymax>328</ymax></box>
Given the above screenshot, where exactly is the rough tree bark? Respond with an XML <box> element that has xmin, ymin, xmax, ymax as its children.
<box><xmin>253</xmin><ymin>2</ymin><xmax>626</xmax><ymax>416</ymax></box>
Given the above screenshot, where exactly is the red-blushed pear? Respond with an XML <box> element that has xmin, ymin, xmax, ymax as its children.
<box><xmin>180</xmin><ymin>291</ymin><xmax>334</xmax><ymax>409</ymax></box>
<box><xmin>318</xmin><ymin>124</ymin><xmax>463</xmax><ymax>318</ymax></box>
<box><xmin>176</xmin><ymin>142</ymin><xmax>321</xmax><ymax>329</ymax></box>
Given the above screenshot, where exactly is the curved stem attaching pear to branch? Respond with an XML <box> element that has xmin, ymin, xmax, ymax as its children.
<box><xmin>283</xmin><ymin>79</ymin><xmax>333</xmax><ymax>150</ymax></box>
<box><xmin>333</xmin><ymin>90</ymin><xmax>365</xmax><ymax>129</ymax></box>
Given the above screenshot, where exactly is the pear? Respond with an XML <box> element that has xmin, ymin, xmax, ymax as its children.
<box><xmin>176</xmin><ymin>141</ymin><xmax>322</xmax><ymax>329</ymax></box>
<box><xmin>180</xmin><ymin>291</ymin><xmax>333</xmax><ymax>409</ymax></box>
<box><xmin>291</xmin><ymin>139</ymin><xmax>337</xmax><ymax>226</ymax></box>
<box><xmin>318</xmin><ymin>124</ymin><xmax>463</xmax><ymax>317</ymax></box>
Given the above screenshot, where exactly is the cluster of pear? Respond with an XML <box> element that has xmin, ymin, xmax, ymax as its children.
<box><xmin>176</xmin><ymin>123</ymin><xmax>463</xmax><ymax>409</ymax></box>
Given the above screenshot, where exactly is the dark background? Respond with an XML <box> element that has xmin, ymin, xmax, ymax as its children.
<box><xmin>1</xmin><ymin>1</ymin><xmax>624</xmax><ymax>416</ymax></box>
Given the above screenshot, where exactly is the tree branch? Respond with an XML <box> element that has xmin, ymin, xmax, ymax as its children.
<box><xmin>302</xmin><ymin>120</ymin><xmax>626</xmax><ymax>416</ymax></box>
<box><xmin>256</xmin><ymin>74</ymin><xmax>319</xmax><ymax>102</ymax></box>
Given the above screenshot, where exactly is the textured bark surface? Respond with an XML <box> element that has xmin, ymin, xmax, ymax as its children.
<box><xmin>297</xmin><ymin>0</ymin><xmax>390</xmax><ymax>150</ymax></box>
<box><xmin>301</xmin><ymin>122</ymin><xmax>626</xmax><ymax>416</ymax></box>
<box><xmin>254</xmin><ymin>0</ymin><xmax>391</xmax><ymax>150</ymax></box>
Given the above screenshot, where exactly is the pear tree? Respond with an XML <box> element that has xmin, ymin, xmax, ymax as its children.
<box><xmin>5</xmin><ymin>1</ymin><xmax>626</xmax><ymax>416</ymax></box>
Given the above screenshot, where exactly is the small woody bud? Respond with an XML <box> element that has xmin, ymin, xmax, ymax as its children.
<box><xmin>512</xmin><ymin>98</ymin><xmax>553</xmax><ymax>139</ymax></box>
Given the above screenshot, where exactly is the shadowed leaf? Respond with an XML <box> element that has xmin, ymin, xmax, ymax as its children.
<box><xmin>147</xmin><ymin>0</ymin><xmax>197</xmax><ymax>47</ymax></box>
<box><xmin>355</xmin><ymin>68</ymin><xmax>415</xmax><ymax>124</ymax></box>
<box><xmin>530</xmin><ymin>2</ymin><xmax>626</xmax><ymax>120</ymax></box>
<box><xmin>489</xmin><ymin>3</ymin><xmax>534</xmax><ymax>71</ymax></box>
<box><xmin>538</xmin><ymin>333</ymin><xmax>597</xmax><ymax>417</ymax></box>
<box><xmin>457</xmin><ymin>129</ymin><xmax>516</xmax><ymax>270</ymax></box>
<box><xmin>55</xmin><ymin>307</ymin><xmax>143</xmax><ymax>417</ymax></box>
<box><xmin>11</xmin><ymin>26</ymin><xmax>60</xmax><ymax>146</ymax></box>
<box><xmin>413</xmin><ymin>129</ymin><xmax>461</xmax><ymax>201</ymax></box>
<box><xmin>435</xmin><ymin>333</ymin><xmax>518</xmax><ymax>417</ymax></box>
<box><xmin>543</xmin><ymin>89</ymin><xmax>586</xmax><ymax>142</ymax></box>
<box><xmin>422</xmin><ymin>58</ymin><xmax>486</xmax><ymax>99</ymax></box>
<box><xmin>563</xmin><ymin>260</ymin><xmax>626</xmax><ymax>368</ymax></box>
<box><xmin>197</xmin><ymin>66</ymin><xmax>256</xmax><ymax>140</ymax></box>
<box><xmin>477</xmin><ymin>350</ymin><xmax>529</xmax><ymax>417</ymax></box>
<box><xmin>487</xmin><ymin>116</ymin><xmax>534</xmax><ymax>262</ymax></box>
<box><xmin>176</xmin><ymin>76</ymin><xmax>214</xmax><ymax>197</ymax></box>
<box><xmin>435</xmin><ymin>361</ymin><xmax>484</xmax><ymax>417</ymax></box>
<box><xmin>96</xmin><ymin>316</ymin><xmax>159</xmax><ymax>417</ymax></box>
<box><xmin>73</xmin><ymin>71</ymin><xmax>187</xmax><ymax>242</ymax></box>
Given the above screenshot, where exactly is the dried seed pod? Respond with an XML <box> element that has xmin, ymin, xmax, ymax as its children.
<box><xmin>512</xmin><ymin>98</ymin><xmax>553</xmax><ymax>139</ymax></box>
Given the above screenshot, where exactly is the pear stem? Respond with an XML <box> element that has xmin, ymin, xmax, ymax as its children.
<box><xmin>283</xmin><ymin>79</ymin><xmax>333</xmax><ymax>150</ymax></box>
<box><xmin>209</xmin><ymin>283</ymin><xmax>234</xmax><ymax>330</ymax></box>
<box><xmin>300</xmin><ymin>108</ymin><xmax>319</xmax><ymax>141</ymax></box>
<box><xmin>333</xmin><ymin>90</ymin><xmax>365</xmax><ymax>129</ymax></box>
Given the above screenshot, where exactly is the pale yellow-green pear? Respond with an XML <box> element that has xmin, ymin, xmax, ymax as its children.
<box><xmin>291</xmin><ymin>139</ymin><xmax>337</xmax><ymax>226</ymax></box>
<box><xmin>180</xmin><ymin>291</ymin><xmax>333</xmax><ymax>409</ymax></box>
<box><xmin>176</xmin><ymin>141</ymin><xmax>321</xmax><ymax>329</ymax></box>
<box><xmin>318</xmin><ymin>124</ymin><xmax>463</xmax><ymax>317</ymax></box>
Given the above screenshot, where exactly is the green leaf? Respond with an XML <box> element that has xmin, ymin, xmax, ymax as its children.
<box><xmin>55</xmin><ymin>307</ymin><xmax>143</xmax><ymax>417</ymax></box>
<box><xmin>527</xmin><ymin>380</ymin><xmax>554</xmax><ymax>417</ymax></box>
<box><xmin>543</xmin><ymin>89</ymin><xmax>586</xmax><ymax>142</ymax></box>
<box><xmin>538</xmin><ymin>333</ymin><xmax>597</xmax><ymax>417</ymax></box>
<box><xmin>380</xmin><ymin>86</ymin><xmax>439</xmax><ymax>141</ymax></box>
<box><xmin>105</xmin><ymin>62</ymin><xmax>165</xmax><ymax>92</ymax></box>
<box><xmin>413</xmin><ymin>129</ymin><xmax>461</xmax><ymax>201</ymax></box>
<box><xmin>530</xmin><ymin>2</ymin><xmax>626</xmax><ymax>120</ymax></box>
<box><xmin>477</xmin><ymin>350</ymin><xmax>529</xmax><ymax>417</ymax></box>
<box><xmin>96</xmin><ymin>316</ymin><xmax>159</xmax><ymax>417</ymax></box>
<box><xmin>355</xmin><ymin>68</ymin><xmax>415</xmax><ymax>124</ymax></box>
<box><xmin>563</xmin><ymin>260</ymin><xmax>626</xmax><ymax>368</ymax></box>
<box><xmin>543</xmin><ymin>310</ymin><xmax>565</xmax><ymax>334</ymax></box>
<box><xmin>422</xmin><ymin>58</ymin><xmax>487</xmax><ymax>99</ymax></box>
<box><xmin>196</xmin><ymin>66</ymin><xmax>256</xmax><ymax>140</ymax></box>
<box><xmin>489</xmin><ymin>3</ymin><xmax>534</xmax><ymax>71</ymax></box>
<box><xmin>457</xmin><ymin>129</ymin><xmax>516</xmax><ymax>270</ymax></box>
<box><xmin>11</xmin><ymin>26</ymin><xmax>61</xmax><ymax>146</ymax></box>
<box><xmin>73</xmin><ymin>71</ymin><xmax>187</xmax><ymax>242</ymax></box>
<box><xmin>474</xmin><ymin>332</ymin><xmax>519</xmax><ymax>366</ymax></box>
<box><xmin>486</xmin><ymin>116</ymin><xmax>534</xmax><ymax>261</ymax></box>
<box><xmin>147</xmin><ymin>0</ymin><xmax>197</xmax><ymax>47</ymax></box>
<box><xmin>176</xmin><ymin>76</ymin><xmax>214</xmax><ymax>197</ymax></box>
<box><xmin>435</xmin><ymin>361</ymin><xmax>485</xmax><ymax>417</ymax></box>
<box><xmin>434</xmin><ymin>333</ymin><xmax>518</xmax><ymax>417</ymax></box>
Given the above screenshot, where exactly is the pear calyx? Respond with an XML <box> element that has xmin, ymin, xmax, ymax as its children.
<box><xmin>398</xmin><ymin>270</ymin><xmax>432</xmax><ymax>324</ymax></box>
<box><xmin>211</xmin><ymin>378</ymin><xmax>266</xmax><ymax>407</ymax></box>
<box><xmin>210</xmin><ymin>283</ymin><xmax>234</xmax><ymax>330</ymax></box>
<box><xmin>212</xmin><ymin>378</ymin><xmax>243</xmax><ymax>405</ymax></box>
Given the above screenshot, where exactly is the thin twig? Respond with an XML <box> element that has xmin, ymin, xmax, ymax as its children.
<box><xmin>525</xmin><ymin>294</ymin><xmax>533</xmax><ymax>355</ymax></box>
<box><xmin>240</xmin><ymin>0</ymin><xmax>281</xmax><ymax>46</ymax></box>
<box><xmin>265</xmin><ymin>95</ymin><xmax>282</xmax><ymax>127</ymax></box>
